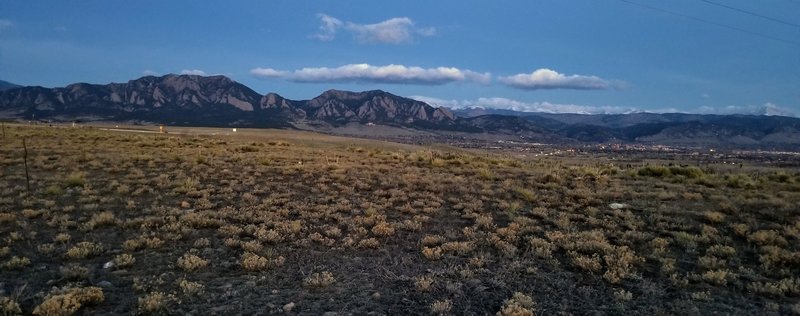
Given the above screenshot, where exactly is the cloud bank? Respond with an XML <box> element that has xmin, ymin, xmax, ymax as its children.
<box><xmin>697</xmin><ymin>103</ymin><xmax>796</xmax><ymax>117</ymax></box>
<box><xmin>410</xmin><ymin>96</ymin><xmax>796</xmax><ymax>117</ymax></box>
<box><xmin>250</xmin><ymin>64</ymin><xmax>490</xmax><ymax>85</ymax></box>
<box><xmin>500</xmin><ymin>68</ymin><xmax>616</xmax><ymax>90</ymax></box>
<box><xmin>313</xmin><ymin>14</ymin><xmax>435</xmax><ymax>44</ymax></box>
<box><xmin>409</xmin><ymin>96</ymin><xmax>637</xmax><ymax>114</ymax></box>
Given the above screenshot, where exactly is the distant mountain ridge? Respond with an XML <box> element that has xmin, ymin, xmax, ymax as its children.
<box><xmin>0</xmin><ymin>80</ymin><xmax>21</xmax><ymax>92</ymax></box>
<box><xmin>1</xmin><ymin>74</ymin><xmax>799</xmax><ymax>148</ymax></box>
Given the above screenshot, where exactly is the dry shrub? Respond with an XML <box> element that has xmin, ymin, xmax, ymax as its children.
<box><xmin>113</xmin><ymin>254</ymin><xmax>135</xmax><ymax>268</ymax></box>
<box><xmin>469</xmin><ymin>255</ymin><xmax>488</xmax><ymax>268</ymax></box>
<box><xmin>3</xmin><ymin>256</ymin><xmax>30</xmax><ymax>270</ymax></box>
<box><xmin>422</xmin><ymin>246</ymin><xmax>443</xmax><ymax>261</ymax></box>
<box><xmin>371</xmin><ymin>222</ymin><xmax>395</xmax><ymax>236</ymax></box>
<box><xmin>32</xmin><ymin>287</ymin><xmax>104</xmax><ymax>316</ymax></box>
<box><xmin>60</xmin><ymin>264</ymin><xmax>89</xmax><ymax>280</ymax></box>
<box><xmin>53</xmin><ymin>233</ymin><xmax>71</xmax><ymax>244</ymax></box>
<box><xmin>0</xmin><ymin>296</ymin><xmax>22</xmax><ymax>315</ymax></box>
<box><xmin>138</xmin><ymin>292</ymin><xmax>172</xmax><ymax>314</ymax></box>
<box><xmin>430</xmin><ymin>299</ymin><xmax>453</xmax><ymax>315</ymax></box>
<box><xmin>602</xmin><ymin>246</ymin><xmax>643</xmax><ymax>284</ymax></box>
<box><xmin>414</xmin><ymin>275</ymin><xmax>434</xmax><ymax>292</ymax></box>
<box><xmin>217</xmin><ymin>224</ymin><xmax>244</xmax><ymax>237</ymax></box>
<box><xmin>65</xmin><ymin>242</ymin><xmax>102</xmax><ymax>259</ymax></box>
<box><xmin>82</xmin><ymin>211</ymin><xmax>117</xmax><ymax>230</ymax></box>
<box><xmin>706</xmin><ymin>245</ymin><xmax>736</xmax><ymax>258</ymax></box>
<box><xmin>254</xmin><ymin>228</ymin><xmax>284</xmax><ymax>244</ymax></box>
<box><xmin>176</xmin><ymin>253</ymin><xmax>208</xmax><ymax>272</ymax></box>
<box><xmin>241</xmin><ymin>240</ymin><xmax>263</xmax><ymax>253</ymax></box>
<box><xmin>178</xmin><ymin>280</ymin><xmax>205</xmax><ymax>296</ymax></box>
<box><xmin>730</xmin><ymin>223</ymin><xmax>750</xmax><ymax>237</ymax></box>
<box><xmin>323</xmin><ymin>226</ymin><xmax>342</xmax><ymax>238</ymax></box>
<box><xmin>570</xmin><ymin>251</ymin><xmax>602</xmax><ymax>273</ymax></box>
<box><xmin>193</xmin><ymin>238</ymin><xmax>210</xmax><ymax>248</ymax></box>
<box><xmin>241</xmin><ymin>252</ymin><xmax>269</xmax><ymax>271</ymax></box>
<box><xmin>0</xmin><ymin>213</ymin><xmax>15</xmax><ymax>224</ymax></box>
<box><xmin>441</xmin><ymin>241</ymin><xmax>475</xmax><ymax>256</ymax></box>
<box><xmin>304</xmin><ymin>271</ymin><xmax>336</xmax><ymax>288</ymax></box>
<box><xmin>703</xmin><ymin>211</ymin><xmax>725</xmax><ymax>223</ymax></box>
<box><xmin>529</xmin><ymin>237</ymin><xmax>554</xmax><ymax>259</ymax></box>
<box><xmin>421</xmin><ymin>235</ymin><xmax>445</xmax><ymax>247</ymax></box>
<box><xmin>357</xmin><ymin>238</ymin><xmax>380</xmax><ymax>249</ymax></box>
<box><xmin>748</xmin><ymin>277</ymin><xmax>800</xmax><ymax>297</ymax></box>
<box><xmin>748</xmin><ymin>230</ymin><xmax>787</xmax><ymax>247</ymax></box>
<box><xmin>143</xmin><ymin>237</ymin><xmax>164</xmax><ymax>248</ymax></box>
<box><xmin>614</xmin><ymin>289</ymin><xmax>633</xmax><ymax>302</ymax></box>
<box><xmin>497</xmin><ymin>292</ymin><xmax>536</xmax><ymax>316</ymax></box>
<box><xmin>701</xmin><ymin>269</ymin><xmax>732</xmax><ymax>286</ymax></box>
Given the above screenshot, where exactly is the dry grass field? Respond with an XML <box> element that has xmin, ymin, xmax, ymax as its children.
<box><xmin>1</xmin><ymin>124</ymin><xmax>799</xmax><ymax>315</ymax></box>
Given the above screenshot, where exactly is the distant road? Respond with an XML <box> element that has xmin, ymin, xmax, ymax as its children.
<box><xmin>99</xmin><ymin>128</ymin><xmax>161</xmax><ymax>134</ymax></box>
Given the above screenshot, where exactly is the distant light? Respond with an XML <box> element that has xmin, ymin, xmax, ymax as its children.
<box><xmin>232</xmin><ymin>128</ymin><xmax>237</xmax><ymax>132</ymax></box>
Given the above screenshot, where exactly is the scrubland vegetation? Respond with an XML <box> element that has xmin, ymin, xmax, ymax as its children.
<box><xmin>1</xmin><ymin>124</ymin><xmax>799</xmax><ymax>315</ymax></box>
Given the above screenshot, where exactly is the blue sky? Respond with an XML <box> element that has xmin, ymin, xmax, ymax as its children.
<box><xmin>1</xmin><ymin>0</ymin><xmax>798</xmax><ymax>115</ymax></box>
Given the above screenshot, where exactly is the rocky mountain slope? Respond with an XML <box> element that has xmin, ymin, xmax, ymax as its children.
<box><xmin>0</xmin><ymin>75</ymin><xmax>454</xmax><ymax>129</ymax></box>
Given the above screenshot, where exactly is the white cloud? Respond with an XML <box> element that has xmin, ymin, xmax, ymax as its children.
<box><xmin>54</xmin><ymin>25</ymin><xmax>67</xmax><ymax>32</ymax></box>
<box><xmin>312</xmin><ymin>14</ymin><xmax>342</xmax><ymax>41</ymax></box>
<box><xmin>250</xmin><ymin>63</ymin><xmax>490</xmax><ymax>85</ymax></box>
<box><xmin>0</xmin><ymin>19</ymin><xmax>12</xmax><ymax>31</ymax></box>
<box><xmin>500</xmin><ymin>68</ymin><xmax>616</xmax><ymax>90</ymax></box>
<box><xmin>313</xmin><ymin>14</ymin><xmax>435</xmax><ymax>44</ymax></box>
<box><xmin>142</xmin><ymin>70</ymin><xmax>159</xmax><ymax>76</ymax></box>
<box><xmin>249</xmin><ymin>68</ymin><xmax>286</xmax><ymax>78</ymax></box>
<box><xmin>180</xmin><ymin>69</ymin><xmax>207</xmax><ymax>76</ymax></box>
<box><xmin>409</xmin><ymin>96</ymin><xmax>637</xmax><ymax>114</ymax></box>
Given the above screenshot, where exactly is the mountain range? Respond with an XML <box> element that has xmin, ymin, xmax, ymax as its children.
<box><xmin>1</xmin><ymin>74</ymin><xmax>799</xmax><ymax>148</ymax></box>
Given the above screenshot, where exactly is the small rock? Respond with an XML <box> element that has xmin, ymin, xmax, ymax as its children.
<box><xmin>180</xmin><ymin>201</ymin><xmax>191</xmax><ymax>208</ymax></box>
<box><xmin>97</xmin><ymin>281</ymin><xmax>113</xmax><ymax>288</ymax></box>
<box><xmin>283</xmin><ymin>302</ymin><xmax>296</xmax><ymax>312</ymax></box>
<box><xmin>103</xmin><ymin>261</ymin><xmax>115</xmax><ymax>269</ymax></box>
<box><xmin>609</xmin><ymin>203</ymin><xmax>627</xmax><ymax>210</ymax></box>
<box><xmin>271</xmin><ymin>289</ymin><xmax>279</xmax><ymax>294</ymax></box>
<box><xmin>323</xmin><ymin>312</ymin><xmax>339</xmax><ymax>316</ymax></box>
<box><xmin>371</xmin><ymin>292</ymin><xmax>381</xmax><ymax>300</ymax></box>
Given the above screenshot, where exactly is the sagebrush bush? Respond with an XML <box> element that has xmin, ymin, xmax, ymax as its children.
<box><xmin>32</xmin><ymin>287</ymin><xmax>104</xmax><ymax>316</ymax></box>
<box><xmin>0</xmin><ymin>296</ymin><xmax>22</xmax><ymax>316</ymax></box>
<box><xmin>113</xmin><ymin>254</ymin><xmax>135</xmax><ymax>268</ymax></box>
<box><xmin>176</xmin><ymin>253</ymin><xmax>208</xmax><ymax>272</ymax></box>
<box><xmin>138</xmin><ymin>292</ymin><xmax>171</xmax><ymax>314</ymax></box>
<box><xmin>3</xmin><ymin>256</ymin><xmax>31</xmax><ymax>269</ymax></box>
<box><xmin>240</xmin><ymin>251</ymin><xmax>269</xmax><ymax>271</ymax></box>
<box><xmin>497</xmin><ymin>292</ymin><xmax>535</xmax><ymax>316</ymax></box>
<box><xmin>430</xmin><ymin>299</ymin><xmax>452</xmax><ymax>315</ymax></box>
<box><xmin>304</xmin><ymin>271</ymin><xmax>336</xmax><ymax>288</ymax></box>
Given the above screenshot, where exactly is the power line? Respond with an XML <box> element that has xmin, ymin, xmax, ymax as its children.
<box><xmin>616</xmin><ymin>0</ymin><xmax>800</xmax><ymax>46</ymax></box>
<box><xmin>699</xmin><ymin>0</ymin><xmax>800</xmax><ymax>28</ymax></box>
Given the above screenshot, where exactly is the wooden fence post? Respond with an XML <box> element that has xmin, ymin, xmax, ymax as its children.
<box><xmin>23</xmin><ymin>138</ymin><xmax>30</xmax><ymax>194</ymax></box>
